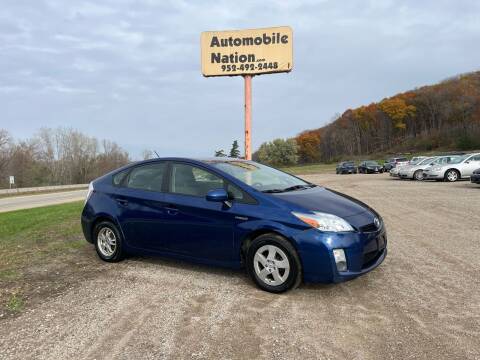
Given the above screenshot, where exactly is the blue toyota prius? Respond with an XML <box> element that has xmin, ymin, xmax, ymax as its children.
<box><xmin>81</xmin><ymin>158</ymin><xmax>387</xmax><ymax>293</ymax></box>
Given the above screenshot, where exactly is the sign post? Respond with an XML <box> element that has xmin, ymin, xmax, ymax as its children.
<box><xmin>244</xmin><ymin>75</ymin><xmax>252</xmax><ymax>160</ymax></box>
<box><xmin>201</xmin><ymin>26</ymin><xmax>293</xmax><ymax>159</ymax></box>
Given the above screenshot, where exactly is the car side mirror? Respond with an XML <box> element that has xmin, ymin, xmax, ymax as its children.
<box><xmin>206</xmin><ymin>188</ymin><xmax>229</xmax><ymax>203</ymax></box>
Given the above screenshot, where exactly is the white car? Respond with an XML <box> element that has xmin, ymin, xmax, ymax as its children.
<box><xmin>423</xmin><ymin>153</ymin><xmax>480</xmax><ymax>182</ymax></box>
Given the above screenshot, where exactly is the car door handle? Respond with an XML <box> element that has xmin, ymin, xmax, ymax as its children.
<box><xmin>116</xmin><ymin>198</ymin><xmax>129</xmax><ymax>206</ymax></box>
<box><xmin>164</xmin><ymin>205</ymin><xmax>179</xmax><ymax>216</ymax></box>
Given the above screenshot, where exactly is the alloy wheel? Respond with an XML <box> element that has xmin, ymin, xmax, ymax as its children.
<box><xmin>97</xmin><ymin>227</ymin><xmax>117</xmax><ymax>257</ymax></box>
<box><xmin>446</xmin><ymin>170</ymin><xmax>458</xmax><ymax>182</ymax></box>
<box><xmin>253</xmin><ymin>245</ymin><xmax>290</xmax><ymax>286</ymax></box>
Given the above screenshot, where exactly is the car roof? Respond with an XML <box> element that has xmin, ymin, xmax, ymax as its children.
<box><xmin>130</xmin><ymin>157</ymin><xmax>249</xmax><ymax>166</ymax></box>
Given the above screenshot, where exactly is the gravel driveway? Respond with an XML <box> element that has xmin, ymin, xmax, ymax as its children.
<box><xmin>1</xmin><ymin>174</ymin><xmax>479</xmax><ymax>360</ymax></box>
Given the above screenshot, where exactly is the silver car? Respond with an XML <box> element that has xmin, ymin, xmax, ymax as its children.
<box><xmin>389</xmin><ymin>157</ymin><xmax>426</xmax><ymax>177</ymax></box>
<box><xmin>423</xmin><ymin>153</ymin><xmax>480</xmax><ymax>182</ymax></box>
<box><xmin>398</xmin><ymin>157</ymin><xmax>436</xmax><ymax>180</ymax></box>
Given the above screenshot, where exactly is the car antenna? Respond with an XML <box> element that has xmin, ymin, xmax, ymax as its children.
<box><xmin>153</xmin><ymin>150</ymin><xmax>160</xmax><ymax>158</ymax></box>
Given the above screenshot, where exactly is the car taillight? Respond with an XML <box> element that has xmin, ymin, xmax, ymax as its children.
<box><xmin>85</xmin><ymin>182</ymin><xmax>94</xmax><ymax>204</ymax></box>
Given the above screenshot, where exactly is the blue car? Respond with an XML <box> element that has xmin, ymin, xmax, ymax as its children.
<box><xmin>81</xmin><ymin>158</ymin><xmax>387</xmax><ymax>293</ymax></box>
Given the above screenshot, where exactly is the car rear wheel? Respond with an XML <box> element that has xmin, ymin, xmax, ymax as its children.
<box><xmin>246</xmin><ymin>234</ymin><xmax>302</xmax><ymax>293</ymax></box>
<box><xmin>444</xmin><ymin>169</ymin><xmax>459</xmax><ymax>182</ymax></box>
<box><xmin>94</xmin><ymin>221</ymin><xmax>124</xmax><ymax>262</ymax></box>
<box><xmin>413</xmin><ymin>170</ymin><xmax>424</xmax><ymax>181</ymax></box>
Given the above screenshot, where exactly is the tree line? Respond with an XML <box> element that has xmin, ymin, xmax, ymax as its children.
<box><xmin>254</xmin><ymin>71</ymin><xmax>480</xmax><ymax>165</ymax></box>
<box><xmin>0</xmin><ymin>128</ymin><xmax>130</xmax><ymax>189</ymax></box>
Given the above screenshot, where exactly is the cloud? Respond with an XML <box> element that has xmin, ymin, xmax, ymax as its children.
<box><xmin>1</xmin><ymin>0</ymin><xmax>479</xmax><ymax>159</ymax></box>
<box><xmin>72</xmin><ymin>59</ymin><xmax>105</xmax><ymax>72</ymax></box>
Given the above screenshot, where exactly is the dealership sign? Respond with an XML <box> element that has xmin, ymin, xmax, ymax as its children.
<box><xmin>201</xmin><ymin>26</ymin><xmax>293</xmax><ymax>77</ymax></box>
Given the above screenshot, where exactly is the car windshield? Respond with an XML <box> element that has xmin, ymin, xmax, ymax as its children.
<box><xmin>365</xmin><ymin>161</ymin><xmax>379</xmax><ymax>166</ymax></box>
<box><xmin>344</xmin><ymin>162</ymin><xmax>354</xmax><ymax>166</ymax></box>
<box><xmin>206</xmin><ymin>160</ymin><xmax>312</xmax><ymax>193</ymax></box>
<box><xmin>409</xmin><ymin>158</ymin><xmax>425</xmax><ymax>165</ymax></box>
<box><xmin>430</xmin><ymin>155</ymin><xmax>462</xmax><ymax>165</ymax></box>
<box><xmin>419</xmin><ymin>157</ymin><xmax>435</xmax><ymax>165</ymax></box>
<box><xmin>449</xmin><ymin>155</ymin><xmax>470</xmax><ymax>164</ymax></box>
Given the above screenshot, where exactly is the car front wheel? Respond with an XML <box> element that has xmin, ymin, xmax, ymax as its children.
<box><xmin>444</xmin><ymin>169</ymin><xmax>460</xmax><ymax>182</ymax></box>
<box><xmin>246</xmin><ymin>234</ymin><xmax>302</xmax><ymax>293</ymax></box>
<box><xmin>94</xmin><ymin>221</ymin><xmax>124</xmax><ymax>262</ymax></box>
<box><xmin>413</xmin><ymin>170</ymin><xmax>424</xmax><ymax>181</ymax></box>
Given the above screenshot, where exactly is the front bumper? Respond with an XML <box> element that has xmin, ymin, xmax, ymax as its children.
<box><xmin>295</xmin><ymin>226</ymin><xmax>387</xmax><ymax>283</ymax></box>
<box><xmin>339</xmin><ymin>168</ymin><xmax>357</xmax><ymax>174</ymax></box>
<box><xmin>471</xmin><ymin>174</ymin><xmax>480</xmax><ymax>184</ymax></box>
<box><xmin>399</xmin><ymin>170</ymin><xmax>415</xmax><ymax>179</ymax></box>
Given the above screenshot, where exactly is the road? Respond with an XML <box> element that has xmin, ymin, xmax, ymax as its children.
<box><xmin>0</xmin><ymin>189</ymin><xmax>87</xmax><ymax>213</ymax></box>
<box><xmin>0</xmin><ymin>174</ymin><xmax>479</xmax><ymax>359</ymax></box>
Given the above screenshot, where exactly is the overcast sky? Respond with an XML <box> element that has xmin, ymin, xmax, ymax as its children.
<box><xmin>1</xmin><ymin>0</ymin><xmax>479</xmax><ymax>159</ymax></box>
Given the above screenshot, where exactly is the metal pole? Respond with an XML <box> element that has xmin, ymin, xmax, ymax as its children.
<box><xmin>244</xmin><ymin>75</ymin><xmax>252</xmax><ymax>160</ymax></box>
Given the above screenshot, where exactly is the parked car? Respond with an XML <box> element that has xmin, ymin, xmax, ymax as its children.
<box><xmin>390</xmin><ymin>156</ymin><xmax>428</xmax><ymax>177</ymax></box>
<box><xmin>423</xmin><ymin>153</ymin><xmax>480</xmax><ymax>182</ymax></box>
<box><xmin>336</xmin><ymin>161</ymin><xmax>357</xmax><ymax>174</ymax></box>
<box><xmin>358</xmin><ymin>161</ymin><xmax>384</xmax><ymax>173</ymax></box>
<box><xmin>398</xmin><ymin>156</ymin><xmax>440</xmax><ymax>180</ymax></box>
<box><xmin>471</xmin><ymin>168</ymin><xmax>480</xmax><ymax>184</ymax></box>
<box><xmin>383</xmin><ymin>157</ymin><xmax>408</xmax><ymax>171</ymax></box>
<box><xmin>82</xmin><ymin>158</ymin><xmax>387</xmax><ymax>293</ymax></box>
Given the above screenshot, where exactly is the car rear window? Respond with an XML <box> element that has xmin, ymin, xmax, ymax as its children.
<box><xmin>126</xmin><ymin>162</ymin><xmax>166</xmax><ymax>192</ymax></box>
<box><xmin>112</xmin><ymin>169</ymin><xmax>129</xmax><ymax>186</ymax></box>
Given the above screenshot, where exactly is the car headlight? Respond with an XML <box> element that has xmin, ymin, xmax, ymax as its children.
<box><xmin>292</xmin><ymin>211</ymin><xmax>354</xmax><ymax>232</ymax></box>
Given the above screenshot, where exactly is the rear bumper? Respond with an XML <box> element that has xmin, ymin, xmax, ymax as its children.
<box><xmin>81</xmin><ymin>206</ymin><xmax>94</xmax><ymax>243</ymax></box>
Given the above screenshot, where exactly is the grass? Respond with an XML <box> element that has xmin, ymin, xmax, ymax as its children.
<box><xmin>0</xmin><ymin>201</ymin><xmax>87</xmax><ymax>315</ymax></box>
<box><xmin>0</xmin><ymin>201</ymin><xmax>83</xmax><ymax>239</ymax></box>
<box><xmin>280</xmin><ymin>163</ymin><xmax>336</xmax><ymax>175</ymax></box>
<box><xmin>6</xmin><ymin>294</ymin><xmax>24</xmax><ymax>312</ymax></box>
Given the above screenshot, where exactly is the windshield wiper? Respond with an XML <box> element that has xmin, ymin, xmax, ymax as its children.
<box><xmin>281</xmin><ymin>184</ymin><xmax>316</xmax><ymax>192</ymax></box>
<box><xmin>262</xmin><ymin>184</ymin><xmax>316</xmax><ymax>193</ymax></box>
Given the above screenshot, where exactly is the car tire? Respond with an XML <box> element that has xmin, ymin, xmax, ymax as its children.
<box><xmin>246</xmin><ymin>234</ymin><xmax>302</xmax><ymax>293</ymax></box>
<box><xmin>93</xmin><ymin>221</ymin><xmax>125</xmax><ymax>262</ymax></box>
<box><xmin>413</xmin><ymin>170</ymin><xmax>424</xmax><ymax>181</ymax></box>
<box><xmin>444</xmin><ymin>169</ymin><xmax>460</xmax><ymax>182</ymax></box>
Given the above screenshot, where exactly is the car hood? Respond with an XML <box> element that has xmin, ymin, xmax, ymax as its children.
<box><xmin>269</xmin><ymin>186</ymin><xmax>373</xmax><ymax>219</ymax></box>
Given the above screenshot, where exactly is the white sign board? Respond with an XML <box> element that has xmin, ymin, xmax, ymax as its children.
<box><xmin>9</xmin><ymin>176</ymin><xmax>14</xmax><ymax>185</ymax></box>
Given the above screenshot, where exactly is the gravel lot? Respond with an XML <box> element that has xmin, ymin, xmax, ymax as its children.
<box><xmin>0</xmin><ymin>174</ymin><xmax>479</xmax><ymax>360</ymax></box>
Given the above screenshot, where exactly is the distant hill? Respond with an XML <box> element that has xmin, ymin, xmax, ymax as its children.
<box><xmin>291</xmin><ymin>71</ymin><xmax>480</xmax><ymax>163</ymax></box>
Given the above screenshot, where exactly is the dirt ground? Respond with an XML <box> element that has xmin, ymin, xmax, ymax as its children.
<box><xmin>0</xmin><ymin>174</ymin><xmax>479</xmax><ymax>360</ymax></box>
